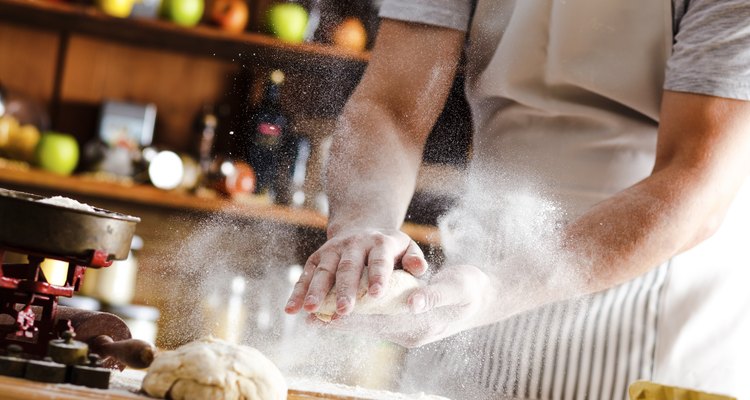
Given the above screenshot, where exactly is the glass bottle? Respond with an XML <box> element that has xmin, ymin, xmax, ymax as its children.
<box><xmin>247</xmin><ymin>69</ymin><xmax>288</xmax><ymax>196</ymax></box>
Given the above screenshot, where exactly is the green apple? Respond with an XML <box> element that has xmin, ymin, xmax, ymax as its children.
<box><xmin>35</xmin><ymin>132</ymin><xmax>79</xmax><ymax>175</ymax></box>
<box><xmin>161</xmin><ymin>0</ymin><xmax>204</xmax><ymax>27</ymax></box>
<box><xmin>267</xmin><ymin>2</ymin><xmax>308</xmax><ymax>43</ymax></box>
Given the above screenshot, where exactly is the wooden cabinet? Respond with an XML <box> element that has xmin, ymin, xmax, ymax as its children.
<box><xmin>0</xmin><ymin>0</ymin><xmax>370</xmax><ymax>217</ymax></box>
<box><xmin>0</xmin><ymin>1</ymin><xmax>454</xmax><ymax>348</ymax></box>
<box><xmin>0</xmin><ymin>0</ymin><xmax>368</xmax><ymax>148</ymax></box>
<box><xmin>0</xmin><ymin>0</ymin><xmax>457</xmax><ymax>237</ymax></box>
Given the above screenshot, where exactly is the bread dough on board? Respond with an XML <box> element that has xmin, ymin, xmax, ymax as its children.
<box><xmin>142</xmin><ymin>337</ymin><xmax>287</xmax><ymax>400</ymax></box>
<box><xmin>315</xmin><ymin>269</ymin><xmax>425</xmax><ymax>321</ymax></box>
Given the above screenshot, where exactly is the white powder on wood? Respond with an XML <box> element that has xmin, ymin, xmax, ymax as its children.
<box><xmin>289</xmin><ymin>377</ymin><xmax>452</xmax><ymax>400</ymax></box>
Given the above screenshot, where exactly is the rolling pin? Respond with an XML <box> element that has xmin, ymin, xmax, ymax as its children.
<box><xmin>56</xmin><ymin>306</ymin><xmax>155</xmax><ymax>370</ymax></box>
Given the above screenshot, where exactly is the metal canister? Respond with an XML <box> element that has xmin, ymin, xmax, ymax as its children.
<box><xmin>71</xmin><ymin>354</ymin><xmax>110</xmax><ymax>389</ymax></box>
<box><xmin>24</xmin><ymin>358</ymin><xmax>66</xmax><ymax>383</ymax></box>
<box><xmin>0</xmin><ymin>345</ymin><xmax>27</xmax><ymax>377</ymax></box>
<box><xmin>48</xmin><ymin>330</ymin><xmax>88</xmax><ymax>366</ymax></box>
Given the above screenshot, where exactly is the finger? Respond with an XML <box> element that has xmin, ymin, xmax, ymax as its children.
<box><xmin>401</xmin><ymin>240</ymin><xmax>428</xmax><ymax>276</ymax></box>
<box><xmin>407</xmin><ymin>273</ymin><xmax>466</xmax><ymax>314</ymax></box>
<box><xmin>303</xmin><ymin>253</ymin><xmax>340</xmax><ymax>312</ymax></box>
<box><xmin>366</xmin><ymin>234</ymin><xmax>397</xmax><ymax>298</ymax></box>
<box><xmin>285</xmin><ymin>255</ymin><xmax>319</xmax><ymax>314</ymax></box>
<box><xmin>335</xmin><ymin>248</ymin><xmax>367</xmax><ymax>315</ymax></box>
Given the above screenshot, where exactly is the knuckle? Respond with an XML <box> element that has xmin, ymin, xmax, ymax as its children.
<box><xmin>424</xmin><ymin>289</ymin><xmax>442</xmax><ymax>310</ymax></box>
<box><xmin>371</xmin><ymin>232</ymin><xmax>389</xmax><ymax>246</ymax></box>
<box><xmin>335</xmin><ymin>283</ymin><xmax>353</xmax><ymax>296</ymax></box>
<box><xmin>337</xmin><ymin>259</ymin><xmax>358</xmax><ymax>273</ymax></box>
<box><xmin>341</xmin><ymin>236</ymin><xmax>360</xmax><ymax>248</ymax></box>
<box><xmin>292</xmin><ymin>280</ymin><xmax>307</xmax><ymax>292</ymax></box>
<box><xmin>312</xmin><ymin>267</ymin><xmax>335</xmax><ymax>283</ymax></box>
<box><xmin>291</xmin><ymin>290</ymin><xmax>308</xmax><ymax>302</ymax></box>
<box><xmin>289</xmin><ymin>289</ymin><xmax>304</xmax><ymax>301</ymax></box>
<box><xmin>368</xmin><ymin>257</ymin><xmax>388</xmax><ymax>269</ymax></box>
<box><xmin>301</xmin><ymin>264</ymin><xmax>316</xmax><ymax>278</ymax></box>
<box><xmin>368</xmin><ymin>273</ymin><xmax>385</xmax><ymax>285</ymax></box>
<box><xmin>306</xmin><ymin>252</ymin><xmax>321</xmax><ymax>265</ymax></box>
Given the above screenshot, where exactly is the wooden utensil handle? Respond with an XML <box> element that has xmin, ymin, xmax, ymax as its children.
<box><xmin>90</xmin><ymin>335</ymin><xmax>155</xmax><ymax>369</ymax></box>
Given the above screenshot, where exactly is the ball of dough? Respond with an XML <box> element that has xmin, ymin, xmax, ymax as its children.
<box><xmin>142</xmin><ymin>337</ymin><xmax>286</xmax><ymax>400</ymax></box>
<box><xmin>315</xmin><ymin>269</ymin><xmax>425</xmax><ymax>321</ymax></box>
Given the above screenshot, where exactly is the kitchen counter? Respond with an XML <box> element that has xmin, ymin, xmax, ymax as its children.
<box><xmin>0</xmin><ymin>373</ymin><xmax>441</xmax><ymax>400</ymax></box>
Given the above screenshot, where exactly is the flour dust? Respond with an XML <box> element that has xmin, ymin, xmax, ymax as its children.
<box><xmin>439</xmin><ymin>169</ymin><xmax>589</xmax><ymax>301</ymax></box>
<box><xmin>151</xmin><ymin>207</ymin><xmax>407</xmax><ymax>392</ymax></box>
<box><xmin>394</xmin><ymin>167</ymin><xmax>595</xmax><ymax>400</ymax></box>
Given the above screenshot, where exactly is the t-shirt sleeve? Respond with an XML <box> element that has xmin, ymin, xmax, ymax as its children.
<box><xmin>665</xmin><ymin>0</ymin><xmax>750</xmax><ymax>101</ymax></box>
<box><xmin>378</xmin><ymin>0</ymin><xmax>474</xmax><ymax>32</ymax></box>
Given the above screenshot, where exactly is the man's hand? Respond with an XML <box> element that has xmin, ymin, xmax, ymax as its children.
<box><xmin>284</xmin><ymin>229</ymin><xmax>428</xmax><ymax>316</ymax></box>
<box><xmin>309</xmin><ymin>265</ymin><xmax>511</xmax><ymax>348</ymax></box>
<box><xmin>283</xmin><ymin>21</ymin><xmax>464</xmax><ymax>320</ymax></box>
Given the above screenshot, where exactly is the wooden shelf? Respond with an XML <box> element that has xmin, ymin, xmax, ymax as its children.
<box><xmin>0</xmin><ymin>0</ymin><xmax>369</xmax><ymax>74</ymax></box>
<box><xmin>0</xmin><ymin>1</ymin><xmax>441</xmax><ymax>245</ymax></box>
<box><xmin>0</xmin><ymin>166</ymin><xmax>440</xmax><ymax>245</ymax></box>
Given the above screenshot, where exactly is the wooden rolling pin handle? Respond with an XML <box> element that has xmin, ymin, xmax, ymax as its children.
<box><xmin>90</xmin><ymin>335</ymin><xmax>155</xmax><ymax>369</ymax></box>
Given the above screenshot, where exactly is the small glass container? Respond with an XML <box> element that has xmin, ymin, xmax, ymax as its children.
<box><xmin>107</xmin><ymin>304</ymin><xmax>160</xmax><ymax>345</ymax></box>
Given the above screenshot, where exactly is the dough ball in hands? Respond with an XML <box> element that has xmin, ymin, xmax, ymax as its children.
<box><xmin>315</xmin><ymin>269</ymin><xmax>425</xmax><ymax>321</ymax></box>
<box><xmin>142</xmin><ymin>337</ymin><xmax>286</xmax><ymax>400</ymax></box>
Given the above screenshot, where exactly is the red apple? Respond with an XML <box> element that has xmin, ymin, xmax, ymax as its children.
<box><xmin>210</xmin><ymin>0</ymin><xmax>249</xmax><ymax>33</ymax></box>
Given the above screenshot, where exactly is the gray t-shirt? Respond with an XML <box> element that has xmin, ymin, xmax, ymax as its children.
<box><xmin>379</xmin><ymin>0</ymin><xmax>750</xmax><ymax>101</ymax></box>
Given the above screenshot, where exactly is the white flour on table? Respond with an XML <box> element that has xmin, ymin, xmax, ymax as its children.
<box><xmin>289</xmin><ymin>377</ymin><xmax>452</xmax><ymax>399</ymax></box>
<box><xmin>108</xmin><ymin>369</ymin><xmax>452</xmax><ymax>399</ymax></box>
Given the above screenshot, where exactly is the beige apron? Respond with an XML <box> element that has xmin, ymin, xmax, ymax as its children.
<box><xmin>466</xmin><ymin>0</ymin><xmax>671</xmax><ymax>214</ymax></box>
<box><xmin>399</xmin><ymin>1</ymin><xmax>741</xmax><ymax>399</ymax></box>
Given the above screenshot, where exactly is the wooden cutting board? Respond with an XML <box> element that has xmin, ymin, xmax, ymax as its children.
<box><xmin>0</xmin><ymin>375</ymin><xmax>376</xmax><ymax>400</ymax></box>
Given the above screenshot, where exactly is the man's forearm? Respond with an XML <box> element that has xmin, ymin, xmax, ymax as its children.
<box><xmin>562</xmin><ymin>166</ymin><xmax>716</xmax><ymax>294</ymax></box>
<box><xmin>325</xmin><ymin>98</ymin><xmax>426</xmax><ymax>237</ymax></box>
<box><xmin>320</xmin><ymin>20</ymin><xmax>464</xmax><ymax>239</ymax></box>
<box><xmin>560</xmin><ymin>91</ymin><xmax>750</xmax><ymax>298</ymax></box>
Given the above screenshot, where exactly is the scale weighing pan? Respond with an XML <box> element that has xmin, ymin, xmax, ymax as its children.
<box><xmin>0</xmin><ymin>188</ymin><xmax>140</xmax><ymax>264</ymax></box>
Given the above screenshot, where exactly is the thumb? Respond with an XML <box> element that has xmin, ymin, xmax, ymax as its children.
<box><xmin>402</xmin><ymin>240</ymin><xmax>428</xmax><ymax>276</ymax></box>
<box><xmin>407</xmin><ymin>273</ymin><xmax>465</xmax><ymax>314</ymax></box>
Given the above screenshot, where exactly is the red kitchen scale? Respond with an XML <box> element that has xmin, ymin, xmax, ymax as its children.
<box><xmin>0</xmin><ymin>187</ymin><xmax>154</xmax><ymax>388</ymax></box>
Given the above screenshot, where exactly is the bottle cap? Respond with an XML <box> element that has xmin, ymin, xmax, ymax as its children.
<box><xmin>270</xmin><ymin>70</ymin><xmax>285</xmax><ymax>85</ymax></box>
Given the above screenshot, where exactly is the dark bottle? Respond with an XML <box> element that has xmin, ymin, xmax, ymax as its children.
<box><xmin>247</xmin><ymin>70</ymin><xmax>288</xmax><ymax>196</ymax></box>
<box><xmin>194</xmin><ymin>105</ymin><xmax>218</xmax><ymax>182</ymax></box>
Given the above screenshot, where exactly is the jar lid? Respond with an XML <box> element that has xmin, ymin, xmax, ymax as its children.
<box><xmin>59</xmin><ymin>295</ymin><xmax>101</xmax><ymax>311</ymax></box>
<box><xmin>107</xmin><ymin>304</ymin><xmax>160</xmax><ymax>322</ymax></box>
<box><xmin>131</xmin><ymin>235</ymin><xmax>143</xmax><ymax>251</ymax></box>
